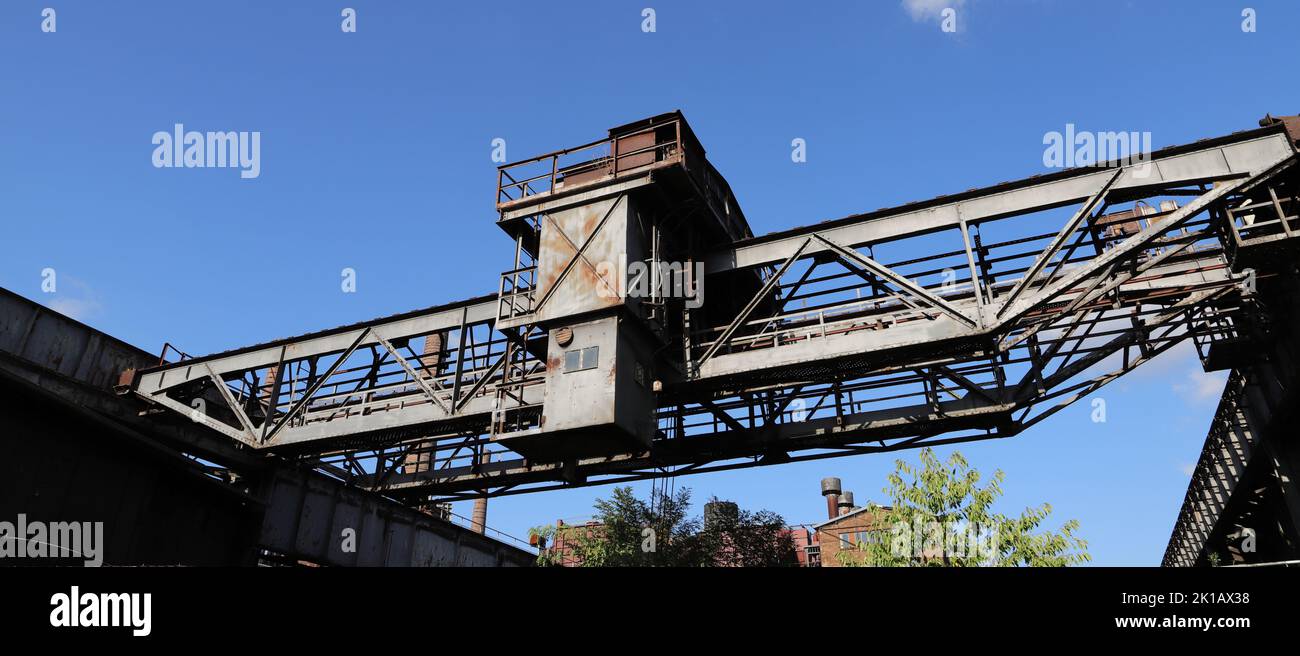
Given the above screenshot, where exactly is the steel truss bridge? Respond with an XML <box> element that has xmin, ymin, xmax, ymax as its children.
<box><xmin>120</xmin><ymin>112</ymin><xmax>1300</xmax><ymax>565</ymax></box>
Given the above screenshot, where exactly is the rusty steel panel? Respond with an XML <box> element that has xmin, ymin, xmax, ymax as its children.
<box><xmin>259</xmin><ymin>468</ymin><xmax>534</xmax><ymax>567</ymax></box>
<box><xmin>615</xmin><ymin>130</ymin><xmax>657</xmax><ymax>172</ymax></box>
<box><xmin>0</xmin><ymin>288</ymin><xmax>157</xmax><ymax>391</ymax></box>
<box><xmin>534</xmin><ymin>195</ymin><xmax>628</xmax><ymax>325</ymax></box>
<box><xmin>540</xmin><ymin>316</ymin><xmax>619</xmax><ymax>434</ymax></box>
<box><xmin>557</xmin><ymin>161</ymin><xmax>610</xmax><ymax>188</ymax></box>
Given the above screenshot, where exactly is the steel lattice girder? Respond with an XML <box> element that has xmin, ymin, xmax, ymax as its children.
<box><xmin>702</xmin><ymin>131</ymin><xmax>1294</xmax><ymax>275</ymax></box>
<box><xmin>129</xmin><ymin>296</ymin><xmax>513</xmax><ymax>451</ymax></box>
<box><xmin>1162</xmin><ymin>371</ymin><xmax>1256</xmax><ymax>566</ymax></box>
<box><xmin>126</xmin><ymin>121</ymin><xmax>1300</xmax><ymax>501</ymax></box>
<box><xmin>360</xmin><ymin>159</ymin><xmax>1291</xmax><ymax>500</ymax></box>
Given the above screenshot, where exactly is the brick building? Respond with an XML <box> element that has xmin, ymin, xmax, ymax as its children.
<box><xmin>536</xmin><ymin>501</ymin><xmax>805</xmax><ymax>567</ymax></box>
<box><xmin>534</xmin><ymin>477</ymin><xmax>890</xmax><ymax>567</ymax></box>
<box><xmin>809</xmin><ymin>506</ymin><xmax>890</xmax><ymax>566</ymax></box>
<box><xmin>533</xmin><ymin>519</ymin><xmax>603</xmax><ymax>567</ymax></box>
<box><xmin>798</xmin><ymin>476</ymin><xmax>890</xmax><ymax>567</ymax></box>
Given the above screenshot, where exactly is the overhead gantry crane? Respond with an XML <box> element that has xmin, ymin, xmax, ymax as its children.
<box><xmin>121</xmin><ymin>111</ymin><xmax>1300</xmax><ymax>548</ymax></box>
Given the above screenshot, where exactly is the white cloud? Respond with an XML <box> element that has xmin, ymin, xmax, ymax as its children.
<box><xmin>1179</xmin><ymin>463</ymin><xmax>1196</xmax><ymax>477</ymax></box>
<box><xmin>1044</xmin><ymin>337</ymin><xmax>1228</xmax><ymax>405</ymax></box>
<box><xmin>902</xmin><ymin>0</ymin><xmax>967</xmax><ymax>22</ymax></box>
<box><xmin>44</xmin><ymin>275</ymin><xmax>104</xmax><ymax>322</ymax></box>
<box><xmin>1172</xmin><ymin>369</ymin><xmax>1227</xmax><ymax>404</ymax></box>
<box><xmin>49</xmin><ymin>297</ymin><xmax>103</xmax><ymax>321</ymax></box>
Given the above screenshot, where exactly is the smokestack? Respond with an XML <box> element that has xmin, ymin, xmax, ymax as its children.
<box><xmin>405</xmin><ymin>332</ymin><xmax>448</xmax><ymax>476</ymax></box>
<box><xmin>470</xmin><ymin>449</ymin><xmax>490</xmax><ymax>534</ymax></box>
<box><xmin>471</xmin><ymin>497</ymin><xmax>488</xmax><ymax>534</ymax></box>
<box><xmin>838</xmin><ymin>491</ymin><xmax>855</xmax><ymax>516</ymax></box>
<box><xmin>820</xmin><ymin>477</ymin><xmax>842</xmax><ymax>521</ymax></box>
<box><xmin>703</xmin><ymin>501</ymin><xmax>739</xmax><ymax>531</ymax></box>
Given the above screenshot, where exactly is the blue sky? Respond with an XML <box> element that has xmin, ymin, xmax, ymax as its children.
<box><xmin>2</xmin><ymin>0</ymin><xmax>1296</xmax><ymax>565</ymax></box>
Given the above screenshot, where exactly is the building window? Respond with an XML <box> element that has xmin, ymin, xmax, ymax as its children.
<box><xmin>846</xmin><ymin>530</ymin><xmax>880</xmax><ymax>546</ymax></box>
<box><xmin>564</xmin><ymin>346</ymin><xmax>599</xmax><ymax>373</ymax></box>
<box><xmin>835</xmin><ymin>530</ymin><xmax>879</xmax><ymax>548</ymax></box>
<box><xmin>806</xmin><ymin>545</ymin><xmax>821</xmax><ymax>567</ymax></box>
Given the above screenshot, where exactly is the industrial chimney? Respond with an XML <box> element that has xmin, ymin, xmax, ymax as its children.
<box><xmin>703</xmin><ymin>501</ymin><xmax>739</xmax><ymax>531</ymax></box>
<box><xmin>820</xmin><ymin>477</ymin><xmax>842</xmax><ymax>521</ymax></box>
<box><xmin>471</xmin><ymin>451</ymin><xmax>491</xmax><ymax>534</ymax></box>
<box><xmin>838</xmin><ymin>490</ymin><xmax>855</xmax><ymax>516</ymax></box>
<box><xmin>471</xmin><ymin>497</ymin><xmax>488</xmax><ymax>534</ymax></box>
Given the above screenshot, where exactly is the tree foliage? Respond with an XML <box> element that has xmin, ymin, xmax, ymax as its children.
<box><xmin>531</xmin><ymin>486</ymin><xmax>796</xmax><ymax>567</ymax></box>
<box><xmin>837</xmin><ymin>448</ymin><xmax>1091</xmax><ymax>567</ymax></box>
<box><xmin>697</xmin><ymin>500</ymin><xmax>797</xmax><ymax>567</ymax></box>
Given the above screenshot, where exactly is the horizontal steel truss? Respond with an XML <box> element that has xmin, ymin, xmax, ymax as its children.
<box><xmin>130</xmin><ymin>299</ymin><xmax>541</xmax><ymax>452</ymax></box>
<box><xmin>337</xmin><ymin>158</ymin><xmax>1293</xmax><ymax>502</ymax></box>
<box><xmin>129</xmin><ymin>128</ymin><xmax>1298</xmax><ymax>501</ymax></box>
<box><xmin>356</xmin><ymin>282</ymin><xmax>1238</xmax><ymax>502</ymax></box>
<box><xmin>687</xmin><ymin>156</ymin><xmax>1296</xmax><ymax>385</ymax></box>
<box><xmin>703</xmin><ymin>130</ymin><xmax>1295</xmax><ymax>275</ymax></box>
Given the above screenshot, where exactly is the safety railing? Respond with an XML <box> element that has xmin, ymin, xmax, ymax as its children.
<box><xmin>1226</xmin><ymin>188</ymin><xmax>1299</xmax><ymax>247</ymax></box>
<box><xmin>157</xmin><ymin>342</ymin><xmax>193</xmax><ymax>366</ymax></box>
<box><xmin>496</xmin><ymin>118</ymin><xmax>684</xmax><ymax>207</ymax></box>
<box><xmin>498</xmin><ymin>265</ymin><xmax>537</xmax><ymax>322</ymax></box>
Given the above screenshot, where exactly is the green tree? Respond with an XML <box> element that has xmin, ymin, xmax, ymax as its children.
<box><xmin>531</xmin><ymin>486</ymin><xmax>699</xmax><ymax>567</ymax></box>
<box><xmin>697</xmin><ymin>498</ymin><xmax>797</xmax><ymax>567</ymax></box>
<box><xmin>531</xmin><ymin>486</ymin><xmax>795</xmax><ymax>567</ymax></box>
<box><xmin>837</xmin><ymin>448</ymin><xmax>1090</xmax><ymax>567</ymax></box>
